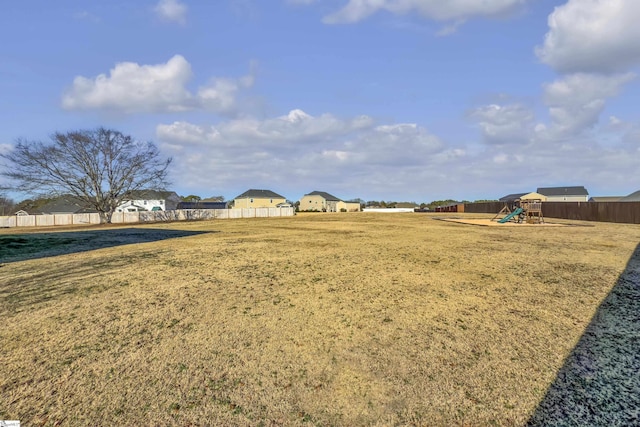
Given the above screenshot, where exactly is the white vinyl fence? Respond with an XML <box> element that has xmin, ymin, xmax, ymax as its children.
<box><xmin>0</xmin><ymin>207</ymin><xmax>295</xmax><ymax>228</ymax></box>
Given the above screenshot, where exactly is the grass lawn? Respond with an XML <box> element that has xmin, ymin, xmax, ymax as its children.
<box><xmin>1</xmin><ymin>213</ymin><xmax>639</xmax><ymax>426</ymax></box>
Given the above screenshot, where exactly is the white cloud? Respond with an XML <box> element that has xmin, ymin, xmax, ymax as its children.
<box><xmin>469</xmin><ymin>104</ymin><xmax>535</xmax><ymax>145</ymax></box>
<box><xmin>154</xmin><ymin>0</ymin><xmax>188</xmax><ymax>25</ymax></box>
<box><xmin>321</xmin><ymin>0</ymin><xmax>528</xmax><ymax>25</ymax></box>
<box><xmin>609</xmin><ymin>116</ymin><xmax>623</xmax><ymax>127</ymax></box>
<box><xmin>469</xmin><ymin>74</ymin><xmax>636</xmax><ymax>144</ymax></box>
<box><xmin>197</xmin><ymin>74</ymin><xmax>254</xmax><ymax>114</ymax></box>
<box><xmin>62</xmin><ymin>55</ymin><xmax>254</xmax><ymax>115</ymax></box>
<box><xmin>537</xmin><ymin>0</ymin><xmax>640</xmax><ymax>73</ymax></box>
<box><xmin>542</xmin><ymin>73</ymin><xmax>635</xmax><ymax>137</ymax></box>
<box><xmin>156</xmin><ymin>110</ymin><xmax>451</xmax><ymax>196</ymax></box>
<box><xmin>158</xmin><ymin>109</ymin><xmax>373</xmax><ymax>148</ymax></box>
<box><xmin>436</xmin><ymin>19</ymin><xmax>466</xmax><ymax>37</ymax></box>
<box><xmin>73</xmin><ymin>11</ymin><xmax>100</xmax><ymax>22</ymax></box>
<box><xmin>350</xmin><ymin>123</ymin><xmax>444</xmax><ymax>165</ymax></box>
<box><xmin>62</xmin><ymin>55</ymin><xmax>193</xmax><ymax>113</ymax></box>
<box><xmin>465</xmin><ymin>74</ymin><xmax>640</xmax><ymax>198</ymax></box>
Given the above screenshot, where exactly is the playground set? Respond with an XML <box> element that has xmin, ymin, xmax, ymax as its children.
<box><xmin>492</xmin><ymin>199</ymin><xmax>544</xmax><ymax>224</ymax></box>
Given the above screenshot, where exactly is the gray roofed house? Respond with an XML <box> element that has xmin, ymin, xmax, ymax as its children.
<box><xmin>39</xmin><ymin>196</ymin><xmax>97</xmax><ymax>214</ymax></box>
<box><xmin>305</xmin><ymin>191</ymin><xmax>341</xmax><ymax>201</ymax></box>
<box><xmin>499</xmin><ymin>192</ymin><xmax>528</xmax><ymax>203</ymax></box>
<box><xmin>177</xmin><ymin>201</ymin><xmax>228</xmax><ymax>210</ymax></box>
<box><xmin>235</xmin><ymin>189</ymin><xmax>286</xmax><ymax>199</ymax></box>
<box><xmin>589</xmin><ymin>196</ymin><xmax>624</xmax><ymax>202</ymax></box>
<box><xmin>537</xmin><ymin>186</ymin><xmax>589</xmax><ymax>202</ymax></box>
<box><xmin>619</xmin><ymin>190</ymin><xmax>640</xmax><ymax>202</ymax></box>
<box><xmin>233</xmin><ymin>189</ymin><xmax>287</xmax><ymax>208</ymax></box>
<box><xmin>299</xmin><ymin>190</ymin><xmax>344</xmax><ymax>212</ymax></box>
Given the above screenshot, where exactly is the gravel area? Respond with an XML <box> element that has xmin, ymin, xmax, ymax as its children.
<box><xmin>527</xmin><ymin>244</ymin><xmax>640</xmax><ymax>426</ymax></box>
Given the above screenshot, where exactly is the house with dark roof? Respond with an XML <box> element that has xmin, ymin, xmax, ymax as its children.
<box><xmin>176</xmin><ymin>201</ymin><xmax>228</xmax><ymax>210</ymax></box>
<box><xmin>589</xmin><ymin>196</ymin><xmax>624</xmax><ymax>202</ymax></box>
<box><xmin>299</xmin><ymin>191</ymin><xmax>341</xmax><ymax>212</ymax></box>
<box><xmin>499</xmin><ymin>193</ymin><xmax>528</xmax><ymax>203</ymax></box>
<box><xmin>499</xmin><ymin>192</ymin><xmax>547</xmax><ymax>203</ymax></box>
<box><xmin>298</xmin><ymin>191</ymin><xmax>361</xmax><ymax>212</ymax></box>
<box><xmin>537</xmin><ymin>186</ymin><xmax>589</xmax><ymax>202</ymax></box>
<box><xmin>619</xmin><ymin>190</ymin><xmax>640</xmax><ymax>202</ymax></box>
<box><xmin>39</xmin><ymin>196</ymin><xmax>97</xmax><ymax>214</ymax></box>
<box><xmin>233</xmin><ymin>189</ymin><xmax>287</xmax><ymax>208</ymax></box>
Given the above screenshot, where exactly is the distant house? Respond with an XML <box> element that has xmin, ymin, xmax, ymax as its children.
<box><xmin>299</xmin><ymin>191</ymin><xmax>341</xmax><ymax>212</ymax></box>
<box><xmin>337</xmin><ymin>201</ymin><xmax>361</xmax><ymax>212</ymax></box>
<box><xmin>589</xmin><ymin>196</ymin><xmax>624</xmax><ymax>202</ymax></box>
<box><xmin>499</xmin><ymin>192</ymin><xmax>547</xmax><ymax>203</ymax></box>
<box><xmin>299</xmin><ymin>191</ymin><xmax>361</xmax><ymax>212</ymax></box>
<box><xmin>116</xmin><ymin>190</ymin><xmax>181</xmax><ymax>212</ymax></box>
<box><xmin>619</xmin><ymin>190</ymin><xmax>640</xmax><ymax>202</ymax></box>
<box><xmin>233</xmin><ymin>189</ymin><xmax>287</xmax><ymax>208</ymax></box>
<box><xmin>39</xmin><ymin>196</ymin><xmax>97</xmax><ymax>215</ymax></box>
<box><xmin>520</xmin><ymin>192</ymin><xmax>547</xmax><ymax>201</ymax></box>
<box><xmin>499</xmin><ymin>193</ymin><xmax>528</xmax><ymax>203</ymax></box>
<box><xmin>177</xmin><ymin>201</ymin><xmax>228</xmax><ymax>210</ymax></box>
<box><xmin>537</xmin><ymin>186</ymin><xmax>589</xmax><ymax>202</ymax></box>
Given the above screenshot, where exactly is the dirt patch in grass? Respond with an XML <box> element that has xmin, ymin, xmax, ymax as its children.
<box><xmin>1</xmin><ymin>213</ymin><xmax>639</xmax><ymax>425</ymax></box>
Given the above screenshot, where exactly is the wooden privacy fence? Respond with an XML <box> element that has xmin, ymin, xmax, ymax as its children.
<box><xmin>464</xmin><ymin>202</ymin><xmax>640</xmax><ymax>224</ymax></box>
<box><xmin>0</xmin><ymin>207</ymin><xmax>295</xmax><ymax>228</ymax></box>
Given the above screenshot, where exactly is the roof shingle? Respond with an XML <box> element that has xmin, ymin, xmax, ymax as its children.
<box><xmin>537</xmin><ymin>186</ymin><xmax>589</xmax><ymax>196</ymax></box>
<box><xmin>235</xmin><ymin>189</ymin><xmax>286</xmax><ymax>199</ymax></box>
<box><xmin>304</xmin><ymin>191</ymin><xmax>341</xmax><ymax>201</ymax></box>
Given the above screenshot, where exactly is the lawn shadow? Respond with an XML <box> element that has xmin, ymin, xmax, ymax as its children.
<box><xmin>0</xmin><ymin>228</ymin><xmax>212</xmax><ymax>263</ymax></box>
<box><xmin>527</xmin><ymin>243</ymin><xmax>640</xmax><ymax>426</ymax></box>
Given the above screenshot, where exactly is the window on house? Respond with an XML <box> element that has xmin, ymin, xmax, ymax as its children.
<box><xmin>270</xmin><ymin>199</ymin><xmax>273</xmax><ymax>203</ymax></box>
<box><xmin>250</xmin><ymin>198</ymin><xmax>253</xmax><ymax>203</ymax></box>
<box><xmin>144</xmin><ymin>201</ymin><xmax>147</xmax><ymax>205</ymax></box>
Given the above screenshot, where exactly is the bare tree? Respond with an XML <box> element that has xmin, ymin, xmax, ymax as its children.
<box><xmin>0</xmin><ymin>194</ymin><xmax>15</xmax><ymax>216</ymax></box>
<box><xmin>0</xmin><ymin>128</ymin><xmax>172</xmax><ymax>223</ymax></box>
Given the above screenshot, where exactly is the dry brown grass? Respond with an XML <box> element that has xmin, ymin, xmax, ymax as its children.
<box><xmin>1</xmin><ymin>213</ymin><xmax>639</xmax><ymax>426</ymax></box>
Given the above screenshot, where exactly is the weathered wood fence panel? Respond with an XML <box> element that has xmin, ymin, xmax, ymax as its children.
<box><xmin>0</xmin><ymin>208</ymin><xmax>295</xmax><ymax>228</ymax></box>
<box><xmin>542</xmin><ymin>202</ymin><xmax>640</xmax><ymax>224</ymax></box>
<box><xmin>464</xmin><ymin>202</ymin><xmax>640</xmax><ymax>224</ymax></box>
<box><xmin>464</xmin><ymin>202</ymin><xmax>504</xmax><ymax>214</ymax></box>
<box><xmin>16</xmin><ymin>215</ymin><xmax>36</xmax><ymax>227</ymax></box>
<box><xmin>1</xmin><ymin>216</ymin><xmax>17</xmax><ymax>227</ymax></box>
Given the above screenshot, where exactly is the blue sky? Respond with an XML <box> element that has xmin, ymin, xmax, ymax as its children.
<box><xmin>1</xmin><ymin>0</ymin><xmax>639</xmax><ymax>203</ymax></box>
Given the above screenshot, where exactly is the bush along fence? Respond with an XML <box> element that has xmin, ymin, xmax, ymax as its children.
<box><xmin>0</xmin><ymin>207</ymin><xmax>295</xmax><ymax>228</ymax></box>
<box><xmin>464</xmin><ymin>201</ymin><xmax>640</xmax><ymax>224</ymax></box>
